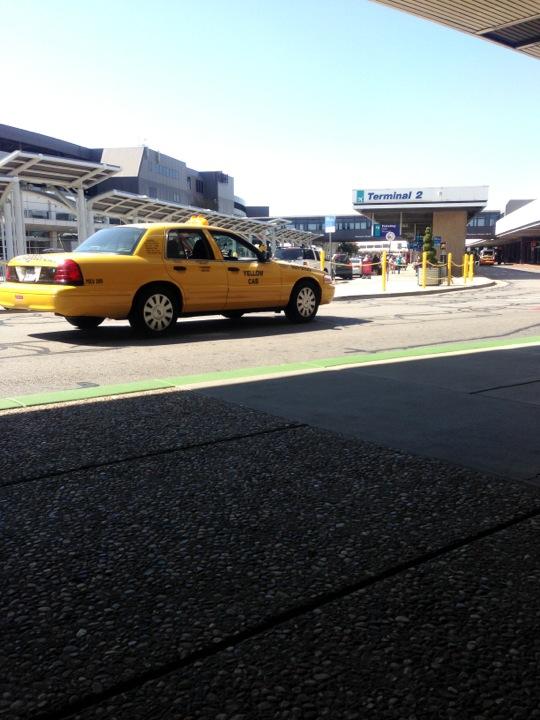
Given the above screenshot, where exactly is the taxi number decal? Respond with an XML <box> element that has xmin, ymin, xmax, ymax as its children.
<box><xmin>144</xmin><ymin>240</ymin><xmax>161</xmax><ymax>254</ymax></box>
<box><xmin>86</xmin><ymin>279</ymin><xmax>104</xmax><ymax>285</ymax></box>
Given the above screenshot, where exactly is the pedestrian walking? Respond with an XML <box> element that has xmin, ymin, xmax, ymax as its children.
<box><xmin>362</xmin><ymin>254</ymin><xmax>372</xmax><ymax>279</ymax></box>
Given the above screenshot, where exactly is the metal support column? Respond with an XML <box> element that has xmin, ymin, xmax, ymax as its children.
<box><xmin>86</xmin><ymin>209</ymin><xmax>95</xmax><ymax>238</ymax></box>
<box><xmin>3</xmin><ymin>199</ymin><xmax>16</xmax><ymax>260</ymax></box>
<box><xmin>76</xmin><ymin>187</ymin><xmax>89</xmax><ymax>242</ymax></box>
<box><xmin>11</xmin><ymin>179</ymin><xmax>27</xmax><ymax>256</ymax></box>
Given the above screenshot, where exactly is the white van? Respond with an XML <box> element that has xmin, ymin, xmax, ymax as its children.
<box><xmin>479</xmin><ymin>248</ymin><xmax>495</xmax><ymax>266</ymax></box>
<box><xmin>274</xmin><ymin>246</ymin><xmax>327</xmax><ymax>272</ymax></box>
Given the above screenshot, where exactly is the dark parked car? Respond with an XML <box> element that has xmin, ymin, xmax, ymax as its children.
<box><xmin>331</xmin><ymin>253</ymin><xmax>353</xmax><ymax>280</ymax></box>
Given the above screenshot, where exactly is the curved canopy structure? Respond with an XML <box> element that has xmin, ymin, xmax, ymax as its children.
<box><xmin>496</xmin><ymin>199</ymin><xmax>540</xmax><ymax>241</ymax></box>
<box><xmin>90</xmin><ymin>190</ymin><xmax>319</xmax><ymax>246</ymax></box>
<box><xmin>0</xmin><ymin>153</ymin><xmax>317</xmax><ymax>259</ymax></box>
<box><xmin>0</xmin><ymin>151</ymin><xmax>119</xmax><ymax>189</ymax></box>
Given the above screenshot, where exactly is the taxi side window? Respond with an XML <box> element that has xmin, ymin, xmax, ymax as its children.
<box><xmin>212</xmin><ymin>232</ymin><xmax>259</xmax><ymax>262</ymax></box>
<box><xmin>165</xmin><ymin>230</ymin><xmax>212</xmax><ymax>260</ymax></box>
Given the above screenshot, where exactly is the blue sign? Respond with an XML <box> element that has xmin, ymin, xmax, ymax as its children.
<box><xmin>355</xmin><ymin>190</ymin><xmax>365</xmax><ymax>203</ymax></box>
<box><xmin>434</xmin><ymin>236</ymin><xmax>442</xmax><ymax>246</ymax></box>
<box><xmin>381</xmin><ymin>224</ymin><xmax>400</xmax><ymax>237</ymax></box>
<box><xmin>324</xmin><ymin>215</ymin><xmax>336</xmax><ymax>233</ymax></box>
<box><xmin>373</xmin><ymin>223</ymin><xmax>399</xmax><ymax>238</ymax></box>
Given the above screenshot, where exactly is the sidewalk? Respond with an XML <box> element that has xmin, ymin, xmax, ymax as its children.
<box><xmin>332</xmin><ymin>265</ymin><xmax>494</xmax><ymax>299</ymax></box>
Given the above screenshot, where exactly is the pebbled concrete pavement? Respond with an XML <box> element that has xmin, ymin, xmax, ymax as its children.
<box><xmin>2</xmin><ymin>377</ymin><xmax>540</xmax><ymax>719</ymax></box>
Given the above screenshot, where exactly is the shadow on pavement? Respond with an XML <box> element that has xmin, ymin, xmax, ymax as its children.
<box><xmin>26</xmin><ymin>313</ymin><xmax>370</xmax><ymax>348</ymax></box>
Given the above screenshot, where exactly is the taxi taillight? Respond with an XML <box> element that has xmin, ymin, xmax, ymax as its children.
<box><xmin>54</xmin><ymin>259</ymin><xmax>84</xmax><ymax>286</ymax></box>
<box><xmin>6</xmin><ymin>265</ymin><xmax>18</xmax><ymax>282</ymax></box>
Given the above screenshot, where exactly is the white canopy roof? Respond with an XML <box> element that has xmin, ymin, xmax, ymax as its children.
<box><xmin>90</xmin><ymin>190</ymin><xmax>319</xmax><ymax>245</ymax></box>
<box><xmin>0</xmin><ymin>151</ymin><xmax>120</xmax><ymax>190</ymax></box>
<box><xmin>496</xmin><ymin>199</ymin><xmax>540</xmax><ymax>239</ymax></box>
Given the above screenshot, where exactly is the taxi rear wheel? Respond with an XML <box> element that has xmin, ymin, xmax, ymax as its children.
<box><xmin>285</xmin><ymin>281</ymin><xmax>319</xmax><ymax>323</ymax></box>
<box><xmin>129</xmin><ymin>286</ymin><xmax>178</xmax><ymax>335</ymax></box>
<box><xmin>65</xmin><ymin>316</ymin><xmax>105</xmax><ymax>330</ymax></box>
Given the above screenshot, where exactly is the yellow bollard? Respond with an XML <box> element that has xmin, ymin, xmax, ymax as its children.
<box><xmin>381</xmin><ymin>251</ymin><xmax>387</xmax><ymax>291</ymax></box>
<box><xmin>320</xmin><ymin>249</ymin><xmax>325</xmax><ymax>272</ymax></box>
<box><xmin>447</xmin><ymin>253</ymin><xmax>452</xmax><ymax>286</ymax></box>
<box><xmin>463</xmin><ymin>253</ymin><xmax>468</xmax><ymax>284</ymax></box>
<box><xmin>421</xmin><ymin>251</ymin><xmax>427</xmax><ymax>288</ymax></box>
<box><xmin>468</xmin><ymin>253</ymin><xmax>474</xmax><ymax>281</ymax></box>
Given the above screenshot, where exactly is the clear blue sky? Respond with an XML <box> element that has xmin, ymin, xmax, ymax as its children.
<box><xmin>3</xmin><ymin>0</ymin><xmax>539</xmax><ymax>215</ymax></box>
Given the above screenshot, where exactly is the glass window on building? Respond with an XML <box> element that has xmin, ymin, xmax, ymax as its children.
<box><xmin>196</xmin><ymin>180</ymin><xmax>204</xmax><ymax>193</ymax></box>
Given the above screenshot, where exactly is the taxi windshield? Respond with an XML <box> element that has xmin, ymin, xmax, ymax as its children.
<box><xmin>275</xmin><ymin>247</ymin><xmax>303</xmax><ymax>261</ymax></box>
<box><xmin>75</xmin><ymin>227</ymin><xmax>145</xmax><ymax>255</ymax></box>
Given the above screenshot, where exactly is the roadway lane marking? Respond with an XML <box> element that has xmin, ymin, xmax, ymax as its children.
<box><xmin>1</xmin><ymin>335</ymin><xmax>540</xmax><ymax>411</ymax></box>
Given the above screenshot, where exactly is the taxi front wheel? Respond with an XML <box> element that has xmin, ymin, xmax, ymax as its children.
<box><xmin>129</xmin><ymin>286</ymin><xmax>178</xmax><ymax>335</ymax></box>
<box><xmin>285</xmin><ymin>282</ymin><xmax>319</xmax><ymax>323</ymax></box>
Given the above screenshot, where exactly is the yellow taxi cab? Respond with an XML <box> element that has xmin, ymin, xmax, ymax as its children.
<box><xmin>0</xmin><ymin>219</ymin><xmax>335</xmax><ymax>336</ymax></box>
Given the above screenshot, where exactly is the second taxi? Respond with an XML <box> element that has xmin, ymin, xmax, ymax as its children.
<box><xmin>0</xmin><ymin>220</ymin><xmax>335</xmax><ymax>336</ymax></box>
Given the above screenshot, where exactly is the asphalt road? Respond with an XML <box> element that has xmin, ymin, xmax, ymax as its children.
<box><xmin>1</xmin><ymin>266</ymin><xmax>539</xmax><ymax>399</ymax></box>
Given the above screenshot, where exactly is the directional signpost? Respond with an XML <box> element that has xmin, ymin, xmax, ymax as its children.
<box><xmin>325</xmin><ymin>215</ymin><xmax>336</xmax><ymax>278</ymax></box>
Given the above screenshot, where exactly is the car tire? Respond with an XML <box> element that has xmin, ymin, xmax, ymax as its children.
<box><xmin>285</xmin><ymin>281</ymin><xmax>319</xmax><ymax>323</ymax></box>
<box><xmin>65</xmin><ymin>316</ymin><xmax>105</xmax><ymax>330</ymax></box>
<box><xmin>129</xmin><ymin>286</ymin><xmax>178</xmax><ymax>336</ymax></box>
<box><xmin>222</xmin><ymin>311</ymin><xmax>244</xmax><ymax>320</ymax></box>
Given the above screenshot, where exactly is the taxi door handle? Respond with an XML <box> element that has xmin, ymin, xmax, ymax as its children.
<box><xmin>173</xmin><ymin>266</ymin><xmax>186</xmax><ymax>272</ymax></box>
<box><xmin>228</xmin><ymin>267</ymin><xmax>240</xmax><ymax>273</ymax></box>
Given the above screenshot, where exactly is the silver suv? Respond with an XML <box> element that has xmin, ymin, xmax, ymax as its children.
<box><xmin>274</xmin><ymin>246</ymin><xmax>327</xmax><ymax>272</ymax></box>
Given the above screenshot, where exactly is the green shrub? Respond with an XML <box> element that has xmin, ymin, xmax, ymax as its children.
<box><xmin>423</xmin><ymin>227</ymin><xmax>437</xmax><ymax>265</ymax></box>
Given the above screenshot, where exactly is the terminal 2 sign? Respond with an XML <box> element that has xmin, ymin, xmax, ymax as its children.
<box><xmin>353</xmin><ymin>186</ymin><xmax>489</xmax><ymax>207</ymax></box>
<box><xmin>356</xmin><ymin>189</ymin><xmax>425</xmax><ymax>203</ymax></box>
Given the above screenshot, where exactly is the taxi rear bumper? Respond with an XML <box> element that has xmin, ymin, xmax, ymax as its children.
<box><xmin>0</xmin><ymin>283</ymin><xmax>118</xmax><ymax>316</ymax></box>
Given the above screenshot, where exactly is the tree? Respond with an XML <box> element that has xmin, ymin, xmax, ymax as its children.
<box><xmin>422</xmin><ymin>227</ymin><xmax>437</xmax><ymax>265</ymax></box>
<box><xmin>337</xmin><ymin>242</ymin><xmax>358</xmax><ymax>255</ymax></box>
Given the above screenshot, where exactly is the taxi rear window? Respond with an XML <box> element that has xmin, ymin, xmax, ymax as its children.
<box><xmin>75</xmin><ymin>227</ymin><xmax>145</xmax><ymax>255</ymax></box>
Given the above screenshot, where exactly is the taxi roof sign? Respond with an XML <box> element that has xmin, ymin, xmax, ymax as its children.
<box><xmin>186</xmin><ymin>214</ymin><xmax>209</xmax><ymax>226</ymax></box>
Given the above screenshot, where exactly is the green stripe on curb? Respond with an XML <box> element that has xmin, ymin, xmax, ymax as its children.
<box><xmin>2</xmin><ymin>335</ymin><xmax>540</xmax><ymax>411</ymax></box>
<box><xmin>0</xmin><ymin>379</ymin><xmax>174</xmax><ymax>411</ymax></box>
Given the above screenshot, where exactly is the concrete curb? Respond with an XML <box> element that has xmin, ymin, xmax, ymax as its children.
<box><xmin>333</xmin><ymin>279</ymin><xmax>497</xmax><ymax>301</ymax></box>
